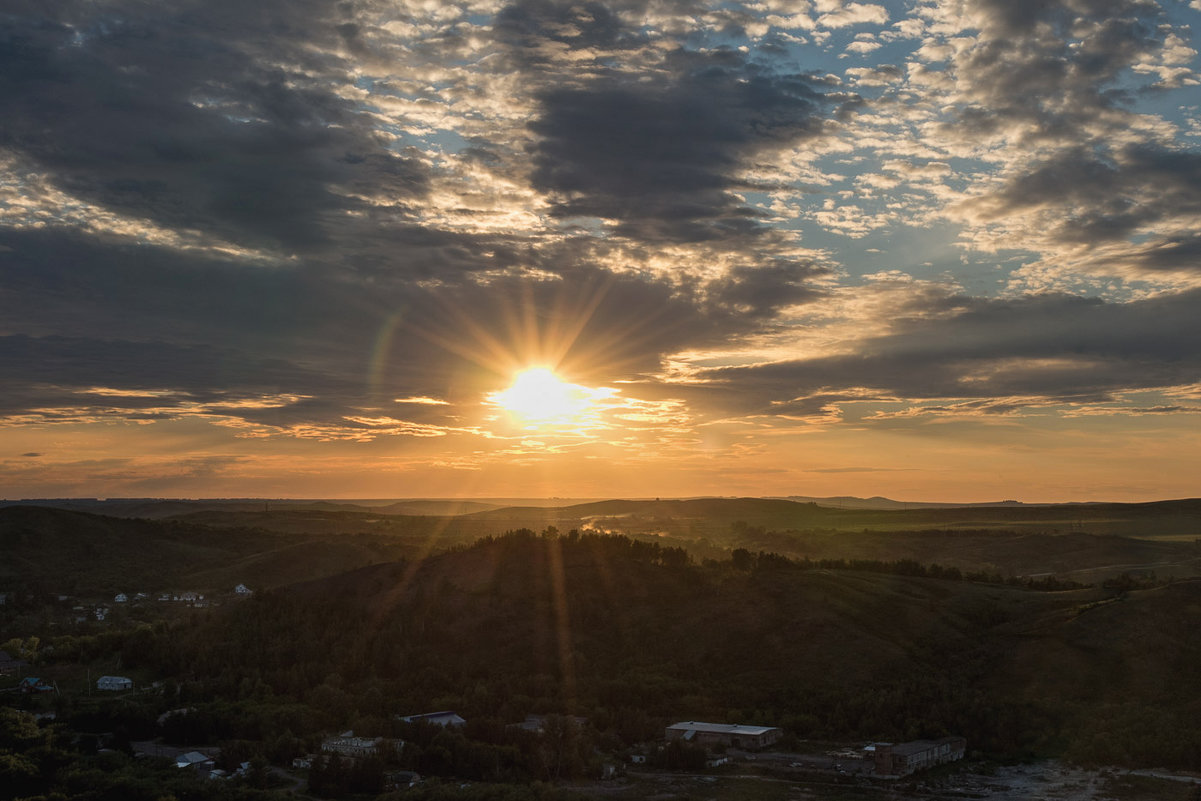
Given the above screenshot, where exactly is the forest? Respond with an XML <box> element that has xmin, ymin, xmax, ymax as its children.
<box><xmin>5</xmin><ymin>514</ymin><xmax>1201</xmax><ymax>800</ymax></box>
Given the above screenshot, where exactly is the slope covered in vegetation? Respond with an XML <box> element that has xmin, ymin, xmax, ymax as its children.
<box><xmin>153</xmin><ymin>530</ymin><xmax>1201</xmax><ymax>769</ymax></box>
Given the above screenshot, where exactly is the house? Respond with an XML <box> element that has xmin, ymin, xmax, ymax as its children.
<box><xmin>401</xmin><ymin>711</ymin><xmax>466</xmax><ymax>728</ymax></box>
<box><xmin>97</xmin><ymin>675</ymin><xmax>133</xmax><ymax>691</ymax></box>
<box><xmin>870</xmin><ymin>737</ymin><xmax>966</xmax><ymax>777</ymax></box>
<box><xmin>292</xmin><ymin>757</ymin><xmax>313</xmax><ymax>769</ymax></box>
<box><xmin>321</xmin><ymin>731</ymin><xmax>384</xmax><ymax>758</ymax></box>
<box><xmin>19</xmin><ymin>677</ymin><xmax>53</xmax><ymax>693</ymax></box>
<box><xmin>234</xmin><ymin>584</ymin><xmax>253</xmax><ymax>596</ymax></box>
<box><xmin>664</xmin><ymin>721</ymin><xmax>782</xmax><ymax>750</ymax></box>
<box><xmin>176</xmin><ymin>751</ymin><xmax>216</xmax><ymax>770</ymax></box>
<box><xmin>114</xmin><ymin>593</ymin><xmax>128</xmax><ymax>603</ymax></box>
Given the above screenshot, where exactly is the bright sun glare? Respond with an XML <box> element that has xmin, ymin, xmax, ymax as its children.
<box><xmin>492</xmin><ymin>368</ymin><xmax>593</xmax><ymax>423</ymax></box>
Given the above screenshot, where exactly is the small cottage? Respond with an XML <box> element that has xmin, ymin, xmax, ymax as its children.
<box><xmin>97</xmin><ymin>675</ymin><xmax>133</xmax><ymax>691</ymax></box>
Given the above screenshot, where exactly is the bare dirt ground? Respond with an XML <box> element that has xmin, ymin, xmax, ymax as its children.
<box><xmin>576</xmin><ymin>761</ymin><xmax>1201</xmax><ymax>801</ymax></box>
<box><xmin>924</xmin><ymin>762</ymin><xmax>1201</xmax><ymax>801</ymax></box>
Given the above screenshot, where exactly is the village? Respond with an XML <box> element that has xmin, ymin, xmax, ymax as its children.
<box><xmin>4</xmin><ymin>629</ymin><xmax>972</xmax><ymax>796</ymax></box>
<box><xmin>5</xmin><ymin>608</ymin><xmax>970</xmax><ymax>794</ymax></box>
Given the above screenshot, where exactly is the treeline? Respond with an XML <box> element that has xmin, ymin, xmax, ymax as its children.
<box><xmin>722</xmin><ymin>547</ymin><xmax>1090</xmax><ymax>590</ymax></box>
<box><xmin>468</xmin><ymin>527</ymin><xmax>690</xmax><ymax>568</ymax></box>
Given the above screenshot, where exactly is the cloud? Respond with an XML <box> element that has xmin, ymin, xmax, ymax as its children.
<box><xmin>816</xmin><ymin>2</ymin><xmax>888</xmax><ymax>29</ymax></box>
<box><xmin>0</xmin><ymin>224</ymin><xmax>808</xmax><ymax>438</ymax></box>
<box><xmin>0</xmin><ymin>1</ymin><xmax>428</xmax><ymax>253</ymax></box>
<box><xmin>495</xmin><ymin>0</ymin><xmax>641</xmax><ymax>63</ymax></box>
<box><xmin>687</xmin><ymin>289</ymin><xmax>1201</xmax><ymax>416</ymax></box>
<box><xmin>959</xmin><ymin>143</ymin><xmax>1201</xmax><ymax>250</ymax></box>
<box><xmin>528</xmin><ymin>48</ymin><xmax>853</xmax><ymax>242</ymax></box>
<box><xmin>806</xmin><ymin>466</ymin><xmax>915</xmax><ymax>473</ymax></box>
<box><xmin>3</xmin><ymin>0</ymin><xmax>1201</xmax><ymax>496</ymax></box>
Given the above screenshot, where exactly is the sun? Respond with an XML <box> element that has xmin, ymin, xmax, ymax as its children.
<box><xmin>491</xmin><ymin>367</ymin><xmax>594</xmax><ymax>423</ymax></box>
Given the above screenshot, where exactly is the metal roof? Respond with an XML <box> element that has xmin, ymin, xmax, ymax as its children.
<box><xmin>667</xmin><ymin>721</ymin><xmax>779</xmax><ymax>736</ymax></box>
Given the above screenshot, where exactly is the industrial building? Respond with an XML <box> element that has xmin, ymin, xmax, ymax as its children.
<box><xmin>665</xmin><ymin>721</ymin><xmax>783</xmax><ymax>749</ymax></box>
<box><xmin>870</xmin><ymin>736</ymin><xmax>966</xmax><ymax>777</ymax></box>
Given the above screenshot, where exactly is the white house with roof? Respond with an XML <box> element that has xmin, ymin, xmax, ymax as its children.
<box><xmin>176</xmin><ymin>751</ymin><xmax>215</xmax><ymax>769</ymax></box>
<box><xmin>97</xmin><ymin>675</ymin><xmax>133</xmax><ymax>691</ymax></box>
<box><xmin>321</xmin><ymin>731</ymin><xmax>384</xmax><ymax>757</ymax></box>
<box><xmin>401</xmin><ymin>711</ymin><xmax>466</xmax><ymax>728</ymax></box>
<box><xmin>234</xmin><ymin>584</ymin><xmax>253</xmax><ymax>596</ymax></box>
<box><xmin>114</xmin><ymin>593</ymin><xmax>128</xmax><ymax>603</ymax></box>
<box><xmin>665</xmin><ymin>721</ymin><xmax>782</xmax><ymax>749</ymax></box>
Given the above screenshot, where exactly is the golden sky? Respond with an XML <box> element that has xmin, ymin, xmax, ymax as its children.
<box><xmin>3</xmin><ymin>0</ymin><xmax>1201</xmax><ymax>502</ymax></box>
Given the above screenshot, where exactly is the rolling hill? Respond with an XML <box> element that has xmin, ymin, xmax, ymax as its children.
<box><xmin>0</xmin><ymin>506</ymin><xmax>417</xmax><ymax>595</ymax></box>
<box><xmin>169</xmin><ymin>530</ymin><xmax>1201</xmax><ymax>768</ymax></box>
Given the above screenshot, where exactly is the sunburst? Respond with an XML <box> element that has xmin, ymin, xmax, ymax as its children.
<box><xmin>490</xmin><ymin>367</ymin><xmax>595</xmax><ymax>423</ymax></box>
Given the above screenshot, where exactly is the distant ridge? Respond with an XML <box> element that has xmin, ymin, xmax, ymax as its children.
<box><xmin>0</xmin><ymin>497</ymin><xmax>603</xmax><ymax>518</ymax></box>
<box><xmin>777</xmin><ymin>495</ymin><xmax>1033</xmax><ymax>510</ymax></box>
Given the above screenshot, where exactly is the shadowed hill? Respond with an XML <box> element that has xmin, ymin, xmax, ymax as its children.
<box><xmin>0</xmin><ymin>506</ymin><xmax>416</xmax><ymax>595</ymax></box>
<box><xmin>5</xmin><ymin>500</ymin><xmax>1199</xmax><ymax>598</ymax></box>
<box><xmin>730</xmin><ymin>528</ymin><xmax>1201</xmax><ymax>582</ymax></box>
<box><xmin>159</xmin><ymin>530</ymin><xmax>1201</xmax><ymax>768</ymax></box>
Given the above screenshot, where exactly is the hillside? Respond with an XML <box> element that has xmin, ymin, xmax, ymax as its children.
<box><xmin>0</xmin><ymin>506</ymin><xmax>415</xmax><ymax>595</ymax></box>
<box><xmin>4</xmin><ymin>501</ymin><xmax>1199</xmax><ymax>598</ymax></box>
<box><xmin>9</xmin><ymin>494</ymin><xmax>1201</xmax><ymax>543</ymax></box>
<box><xmin>162</xmin><ymin>531</ymin><xmax>1201</xmax><ymax>769</ymax></box>
<box><xmin>455</xmin><ymin>496</ymin><xmax>1201</xmax><ymax>535</ymax></box>
<box><xmin>729</xmin><ymin>528</ymin><xmax>1201</xmax><ymax>582</ymax></box>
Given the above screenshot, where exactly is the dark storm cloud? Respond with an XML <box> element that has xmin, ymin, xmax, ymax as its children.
<box><xmin>397</xmin><ymin>260</ymin><xmax>767</xmax><ymax>382</ymax></box>
<box><xmin>0</xmin><ymin>335</ymin><xmax>327</xmax><ymax>404</ymax></box>
<box><xmin>0</xmin><ymin>225</ymin><xmax>779</xmax><ymax>430</ymax></box>
<box><xmin>973</xmin><ymin>144</ymin><xmax>1201</xmax><ymax>251</ymax></box>
<box><xmin>690</xmin><ymin>290</ymin><xmax>1201</xmax><ymax>415</ymax></box>
<box><xmin>0</xmin><ymin>1</ymin><xmax>427</xmax><ymax>253</ymax></box>
<box><xmin>703</xmin><ymin>261</ymin><xmax>826</xmax><ymax>315</ymax></box>
<box><xmin>495</xmin><ymin>0</ymin><xmax>638</xmax><ymax>60</ymax></box>
<box><xmin>1118</xmin><ymin>235</ymin><xmax>1201</xmax><ymax>272</ymax></box>
<box><xmin>528</xmin><ymin>48</ymin><xmax>849</xmax><ymax>242</ymax></box>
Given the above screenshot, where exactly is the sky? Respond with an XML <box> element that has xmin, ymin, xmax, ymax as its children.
<box><xmin>2</xmin><ymin>0</ymin><xmax>1201</xmax><ymax>502</ymax></box>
